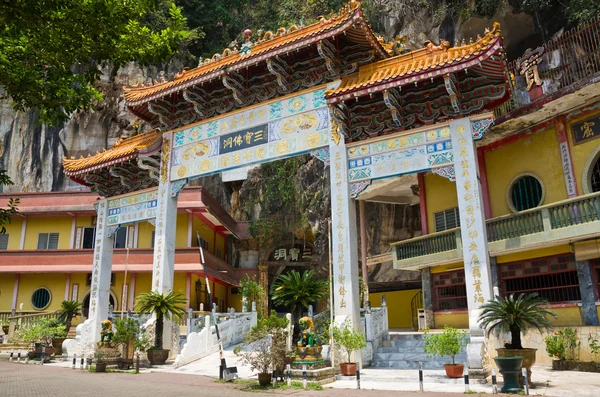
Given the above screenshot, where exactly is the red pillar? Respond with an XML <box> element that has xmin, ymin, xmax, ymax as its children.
<box><xmin>477</xmin><ymin>149</ymin><xmax>493</xmax><ymax>219</ymax></box>
<box><xmin>417</xmin><ymin>172</ymin><xmax>429</xmax><ymax>235</ymax></box>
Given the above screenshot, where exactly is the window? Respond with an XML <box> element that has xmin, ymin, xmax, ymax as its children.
<box><xmin>37</xmin><ymin>233</ymin><xmax>59</xmax><ymax>249</ymax></box>
<box><xmin>0</xmin><ymin>234</ymin><xmax>8</xmax><ymax>250</ymax></box>
<box><xmin>31</xmin><ymin>287</ymin><xmax>51</xmax><ymax>310</ymax></box>
<box><xmin>434</xmin><ymin>207</ymin><xmax>460</xmax><ymax>232</ymax></box>
<box><xmin>114</xmin><ymin>226</ymin><xmax>134</xmax><ymax>248</ymax></box>
<box><xmin>500</xmin><ymin>254</ymin><xmax>580</xmax><ymax>303</ymax></box>
<box><xmin>509</xmin><ymin>174</ymin><xmax>544</xmax><ymax>212</ymax></box>
<box><xmin>590</xmin><ymin>157</ymin><xmax>600</xmax><ymax>193</ymax></box>
<box><xmin>75</xmin><ymin>227</ymin><xmax>96</xmax><ymax>249</ymax></box>
<box><xmin>432</xmin><ymin>269</ymin><xmax>468</xmax><ymax>311</ymax></box>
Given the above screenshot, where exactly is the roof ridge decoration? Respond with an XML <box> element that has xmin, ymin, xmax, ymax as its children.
<box><xmin>122</xmin><ymin>0</ymin><xmax>391</xmax><ymax>106</ymax></box>
<box><xmin>325</xmin><ymin>22</ymin><xmax>504</xmax><ymax>102</ymax></box>
<box><xmin>63</xmin><ymin>130</ymin><xmax>163</xmax><ymax>175</ymax></box>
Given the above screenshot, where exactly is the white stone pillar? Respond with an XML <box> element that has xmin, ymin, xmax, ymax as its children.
<box><xmin>329</xmin><ymin>125</ymin><xmax>361</xmax><ymax>365</ymax></box>
<box><xmin>152</xmin><ymin>131</ymin><xmax>179</xmax><ymax>351</ymax></box>
<box><xmin>88</xmin><ymin>199</ymin><xmax>115</xmax><ymax>347</ymax></box>
<box><xmin>450</xmin><ymin>118</ymin><xmax>494</xmax><ymax>377</ymax></box>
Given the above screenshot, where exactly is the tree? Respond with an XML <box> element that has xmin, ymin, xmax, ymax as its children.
<box><xmin>238</xmin><ymin>274</ymin><xmax>265</xmax><ymax>317</ymax></box>
<box><xmin>57</xmin><ymin>300</ymin><xmax>82</xmax><ymax>334</ymax></box>
<box><xmin>0</xmin><ymin>0</ymin><xmax>193</xmax><ymax>125</ymax></box>
<box><xmin>271</xmin><ymin>269</ymin><xmax>328</xmax><ymax>321</ymax></box>
<box><xmin>134</xmin><ymin>290</ymin><xmax>186</xmax><ymax>350</ymax></box>
<box><xmin>0</xmin><ymin>171</ymin><xmax>19</xmax><ymax>234</ymax></box>
<box><xmin>478</xmin><ymin>293</ymin><xmax>556</xmax><ymax>349</ymax></box>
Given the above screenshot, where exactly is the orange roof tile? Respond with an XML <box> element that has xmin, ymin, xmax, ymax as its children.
<box><xmin>123</xmin><ymin>1</ymin><xmax>385</xmax><ymax>105</ymax></box>
<box><xmin>326</xmin><ymin>22</ymin><xmax>503</xmax><ymax>101</ymax></box>
<box><xmin>63</xmin><ymin>130</ymin><xmax>162</xmax><ymax>175</ymax></box>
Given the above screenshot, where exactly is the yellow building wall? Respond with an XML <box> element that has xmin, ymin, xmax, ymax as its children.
<box><xmin>433</xmin><ymin>312</ymin><xmax>469</xmax><ymax>329</ymax></box>
<box><xmin>215</xmin><ymin>233</ymin><xmax>225</xmax><ymax>259</ymax></box>
<box><xmin>193</xmin><ymin>216</ymin><xmax>215</xmax><ymax>253</ymax></box>
<box><xmin>0</xmin><ymin>273</ymin><xmax>16</xmax><ymax>311</ymax></box>
<box><xmin>424</xmin><ymin>173</ymin><xmax>458</xmax><ymax>233</ymax></box>
<box><xmin>16</xmin><ymin>273</ymin><xmax>69</xmax><ymax>312</ymax></box>
<box><xmin>567</xmin><ymin>110</ymin><xmax>600</xmax><ymax>194</ymax></box>
<box><xmin>175</xmin><ymin>213</ymin><xmax>189</xmax><ymax>248</ymax></box>
<box><xmin>369</xmin><ymin>289</ymin><xmax>420</xmax><ymax>329</ymax></box>
<box><xmin>229</xmin><ymin>293</ymin><xmax>242</xmax><ymax>312</ymax></box>
<box><xmin>484</xmin><ymin>127</ymin><xmax>566</xmax><ymax>217</ymax></box>
<box><xmin>137</xmin><ymin>222</ymin><xmax>155</xmax><ymax>249</ymax></box>
<box><xmin>4</xmin><ymin>218</ymin><xmax>23</xmax><ymax>250</ymax></box>
<box><xmin>496</xmin><ymin>245</ymin><xmax>572</xmax><ymax>264</ymax></box>
<box><xmin>431</xmin><ymin>262</ymin><xmax>464</xmax><ymax>274</ymax></box>
<box><xmin>75</xmin><ymin>216</ymin><xmax>93</xmax><ymax>227</ymax></box>
<box><xmin>24</xmin><ymin>216</ymin><xmax>73</xmax><ymax>250</ymax></box>
<box><xmin>550</xmin><ymin>306</ymin><xmax>583</xmax><ymax>327</ymax></box>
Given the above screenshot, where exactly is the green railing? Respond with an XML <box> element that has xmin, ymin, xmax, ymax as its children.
<box><xmin>486</xmin><ymin>209</ymin><xmax>544</xmax><ymax>242</ymax></box>
<box><xmin>393</xmin><ymin>228</ymin><xmax>458</xmax><ymax>260</ymax></box>
<box><xmin>549</xmin><ymin>193</ymin><xmax>600</xmax><ymax>229</ymax></box>
<box><xmin>392</xmin><ymin>192</ymin><xmax>600</xmax><ymax>264</ymax></box>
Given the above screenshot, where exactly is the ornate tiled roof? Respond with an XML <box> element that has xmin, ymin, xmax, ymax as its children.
<box><xmin>326</xmin><ymin>22</ymin><xmax>504</xmax><ymax>102</ymax></box>
<box><xmin>123</xmin><ymin>0</ymin><xmax>389</xmax><ymax>106</ymax></box>
<box><xmin>63</xmin><ymin>130</ymin><xmax>162</xmax><ymax>175</ymax></box>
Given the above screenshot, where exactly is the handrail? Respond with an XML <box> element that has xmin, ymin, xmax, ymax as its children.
<box><xmin>8</xmin><ymin>311</ymin><xmax>59</xmax><ymax>320</ymax></box>
<box><xmin>390</xmin><ymin>228</ymin><xmax>459</xmax><ymax>246</ymax></box>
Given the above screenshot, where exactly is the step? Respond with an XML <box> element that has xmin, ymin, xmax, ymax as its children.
<box><xmin>373</xmin><ymin>352</ymin><xmax>467</xmax><ymax>361</ymax></box>
<box><xmin>376</xmin><ymin>347</ymin><xmax>428</xmax><ymax>353</ymax></box>
<box><xmin>370</xmin><ymin>360</ymin><xmax>461</xmax><ymax>370</ymax></box>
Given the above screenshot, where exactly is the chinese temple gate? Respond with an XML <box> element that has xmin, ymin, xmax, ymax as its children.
<box><xmin>62</xmin><ymin>1</ymin><xmax>511</xmax><ymax>373</ymax></box>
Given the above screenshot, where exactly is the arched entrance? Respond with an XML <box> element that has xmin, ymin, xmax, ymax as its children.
<box><xmin>82</xmin><ymin>291</ymin><xmax>116</xmax><ymax>318</ymax></box>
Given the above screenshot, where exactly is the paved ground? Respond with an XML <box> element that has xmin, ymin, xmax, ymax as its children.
<box><xmin>2</xmin><ymin>354</ymin><xmax>600</xmax><ymax>397</ymax></box>
<box><xmin>0</xmin><ymin>358</ymin><xmax>485</xmax><ymax>397</ymax></box>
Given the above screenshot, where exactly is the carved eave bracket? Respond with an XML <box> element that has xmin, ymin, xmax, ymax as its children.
<box><xmin>266</xmin><ymin>56</ymin><xmax>298</xmax><ymax>93</ymax></box>
<box><xmin>222</xmin><ymin>71</ymin><xmax>254</xmax><ymax>106</ymax></box>
<box><xmin>330</xmin><ymin>104</ymin><xmax>351</xmax><ymax>139</ymax></box>
<box><xmin>432</xmin><ymin>165</ymin><xmax>456</xmax><ymax>182</ymax></box>
<box><xmin>317</xmin><ymin>39</ymin><xmax>340</xmax><ymax>78</ymax></box>
<box><xmin>137</xmin><ymin>155</ymin><xmax>161</xmax><ymax>182</ymax></box>
<box><xmin>444</xmin><ymin>73</ymin><xmax>462</xmax><ymax>115</ymax></box>
<box><xmin>148</xmin><ymin>99</ymin><xmax>175</xmax><ymax>131</ymax></box>
<box><xmin>383</xmin><ymin>88</ymin><xmax>415</xmax><ymax>128</ymax></box>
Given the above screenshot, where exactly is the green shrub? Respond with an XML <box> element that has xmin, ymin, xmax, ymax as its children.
<box><xmin>333</xmin><ymin>320</ymin><xmax>366</xmax><ymax>363</ymax></box>
<box><xmin>424</xmin><ymin>326</ymin><xmax>467</xmax><ymax>365</ymax></box>
<box><xmin>545</xmin><ymin>328</ymin><xmax>580</xmax><ymax>361</ymax></box>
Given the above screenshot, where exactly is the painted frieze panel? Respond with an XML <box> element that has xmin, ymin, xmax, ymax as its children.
<box><xmin>106</xmin><ymin>188</ymin><xmax>159</xmax><ymax>226</ymax></box>
<box><xmin>170</xmin><ymin>84</ymin><xmax>338</xmax><ymax>180</ymax></box>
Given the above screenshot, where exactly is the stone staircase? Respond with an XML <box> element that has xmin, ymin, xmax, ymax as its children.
<box><xmin>371</xmin><ymin>333</ymin><xmax>468</xmax><ymax>369</ymax></box>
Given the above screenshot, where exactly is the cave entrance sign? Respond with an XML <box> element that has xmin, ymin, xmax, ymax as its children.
<box><xmin>63</xmin><ymin>2</ymin><xmax>512</xmax><ymax>373</ymax></box>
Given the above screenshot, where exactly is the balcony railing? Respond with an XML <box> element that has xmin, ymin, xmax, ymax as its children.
<box><xmin>393</xmin><ymin>192</ymin><xmax>600</xmax><ymax>269</ymax></box>
<box><xmin>494</xmin><ymin>15</ymin><xmax>600</xmax><ymax>119</ymax></box>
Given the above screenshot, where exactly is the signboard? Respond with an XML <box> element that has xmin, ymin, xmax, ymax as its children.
<box><xmin>107</xmin><ymin>188</ymin><xmax>158</xmax><ymax>226</ymax></box>
<box><xmin>572</xmin><ymin>114</ymin><xmax>600</xmax><ymax>145</ymax></box>
<box><xmin>170</xmin><ymin>83</ymin><xmax>338</xmax><ymax>181</ymax></box>
<box><xmin>267</xmin><ymin>244</ymin><xmax>313</xmax><ymax>262</ymax></box>
<box><xmin>346</xmin><ymin>125</ymin><xmax>454</xmax><ymax>183</ymax></box>
<box><xmin>559</xmin><ymin>141</ymin><xmax>577</xmax><ymax>197</ymax></box>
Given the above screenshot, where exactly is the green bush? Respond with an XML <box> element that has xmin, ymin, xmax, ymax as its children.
<box><xmin>21</xmin><ymin>317</ymin><xmax>67</xmax><ymax>347</ymax></box>
<box><xmin>333</xmin><ymin>320</ymin><xmax>366</xmax><ymax>364</ymax></box>
<box><xmin>545</xmin><ymin>328</ymin><xmax>580</xmax><ymax>361</ymax></box>
<box><xmin>112</xmin><ymin>318</ymin><xmax>139</xmax><ymax>346</ymax></box>
<box><xmin>424</xmin><ymin>326</ymin><xmax>467</xmax><ymax>365</ymax></box>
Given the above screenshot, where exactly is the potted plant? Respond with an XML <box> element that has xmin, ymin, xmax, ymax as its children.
<box><xmin>479</xmin><ymin>293</ymin><xmax>556</xmax><ymax>386</ymax></box>
<box><xmin>134</xmin><ymin>290</ymin><xmax>186</xmax><ymax>365</ymax></box>
<box><xmin>57</xmin><ymin>300</ymin><xmax>82</xmax><ymax>334</ymax></box>
<box><xmin>545</xmin><ymin>328</ymin><xmax>581</xmax><ymax>370</ymax></box>
<box><xmin>234</xmin><ymin>311</ymin><xmax>288</xmax><ymax>386</ymax></box>
<box><xmin>113</xmin><ymin>318</ymin><xmax>139</xmax><ymax>369</ymax></box>
<box><xmin>332</xmin><ymin>320</ymin><xmax>366</xmax><ymax>376</ymax></box>
<box><xmin>423</xmin><ymin>326</ymin><xmax>467</xmax><ymax>378</ymax></box>
<box><xmin>22</xmin><ymin>318</ymin><xmax>66</xmax><ymax>362</ymax></box>
<box><xmin>94</xmin><ymin>344</ymin><xmax>111</xmax><ymax>372</ymax></box>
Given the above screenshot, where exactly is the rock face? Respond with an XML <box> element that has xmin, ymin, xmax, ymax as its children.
<box><xmin>0</xmin><ymin>2</ymin><xmax>568</xmax><ymax>285</ymax></box>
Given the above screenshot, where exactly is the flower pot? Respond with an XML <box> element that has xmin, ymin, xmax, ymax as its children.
<box><xmin>258</xmin><ymin>373</ymin><xmax>272</xmax><ymax>386</ymax></box>
<box><xmin>496</xmin><ymin>348</ymin><xmax>537</xmax><ymax>387</ymax></box>
<box><xmin>552</xmin><ymin>359</ymin><xmax>566</xmax><ymax>371</ymax></box>
<box><xmin>146</xmin><ymin>348</ymin><xmax>170</xmax><ymax>365</ymax></box>
<box><xmin>494</xmin><ymin>355</ymin><xmax>524</xmax><ymax>393</ymax></box>
<box><xmin>340</xmin><ymin>362</ymin><xmax>357</xmax><ymax>376</ymax></box>
<box><xmin>95</xmin><ymin>362</ymin><xmax>107</xmax><ymax>373</ymax></box>
<box><xmin>444</xmin><ymin>364</ymin><xmax>464</xmax><ymax>378</ymax></box>
<box><xmin>52</xmin><ymin>338</ymin><xmax>66</xmax><ymax>356</ymax></box>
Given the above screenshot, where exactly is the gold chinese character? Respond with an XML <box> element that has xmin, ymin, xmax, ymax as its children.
<box><xmin>468</xmin><ymin>229</ymin><xmax>479</xmax><ymax>239</ymax></box>
<box><xmin>472</xmin><ymin>265</ymin><xmax>481</xmax><ymax>278</ymax></box>
<box><xmin>473</xmin><ymin>279</ymin><xmax>482</xmax><ymax>292</ymax></box>
<box><xmin>460</xmin><ymin>148</ymin><xmax>468</xmax><ymax>158</ymax></box>
<box><xmin>466</xmin><ymin>216</ymin><xmax>475</xmax><ymax>228</ymax></box>
<box><xmin>232</xmin><ymin>153</ymin><xmax>241</xmax><ymax>164</ymax></box>
<box><xmin>459</xmin><ymin>137</ymin><xmax>467</xmax><ymax>146</ymax></box>
<box><xmin>256</xmin><ymin>147</ymin><xmax>265</xmax><ymax>159</ymax></box>
<box><xmin>254</xmin><ymin>129</ymin><xmax>264</xmax><ymax>141</ymax></box>
<box><xmin>461</xmin><ymin>160</ymin><xmax>469</xmax><ymax>169</ymax></box>
<box><xmin>233</xmin><ymin>135</ymin><xmax>243</xmax><ymax>146</ymax></box>
<box><xmin>338</xmin><ymin>275</ymin><xmax>346</xmax><ymax>284</ymax></box>
<box><xmin>339</xmin><ymin>286</ymin><xmax>346</xmax><ymax>296</ymax></box>
<box><xmin>462</xmin><ymin>169</ymin><xmax>469</xmax><ymax>178</ymax></box>
<box><xmin>466</xmin><ymin>205</ymin><xmax>474</xmax><ymax>215</ymax></box>
<box><xmin>340</xmin><ymin>299</ymin><xmax>347</xmax><ymax>308</ymax></box>
<box><xmin>471</xmin><ymin>254</ymin><xmax>480</xmax><ymax>266</ymax></box>
<box><xmin>221</xmin><ymin>156</ymin><xmax>230</xmax><ymax>167</ymax></box>
<box><xmin>243</xmin><ymin>150</ymin><xmax>252</xmax><ymax>160</ymax></box>
<box><xmin>582</xmin><ymin>121</ymin><xmax>596</xmax><ymax>138</ymax></box>
<box><xmin>244</xmin><ymin>131</ymin><xmax>254</xmax><ymax>144</ymax></box>
<box><xmin>223</xmin><ymin>137</ymin><xmax>233</xmax><ymax>149</ymax></box>
<box><xmin>469</xmin><ymin>241</ymin><xmax>478</xmax><ymax>252</ymax></box>
<box><xmin>463</xmin><ymin>180</ymin><xmax>471</xmax><ymax>192</ymax></box>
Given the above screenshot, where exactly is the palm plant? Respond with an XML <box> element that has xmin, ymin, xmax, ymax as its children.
<box><xmin>134</xmin><ymin>290</ymin><xmax>186</xmax><ymax>350</ymax></box>
<box><xmin>57</xmin><ymin>300</ymin><xmax>82</xmax><ymax>333</ymax></box>
<box><xmin>479</xmin><ymin>293</ymin><xmax>556</xmax><ymax>349</ymax></box>
<box><xmin>271</xmin><ymin>270</ymin><xmax>328</xmax><ymax>322</ymax></box>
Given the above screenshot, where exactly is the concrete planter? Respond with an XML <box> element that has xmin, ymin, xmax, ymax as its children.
<box><xmin>552</xmin><ymin>359</ymin><xmax>600</xmax><ymax>372</ymax></box>
<box><xmin>146</xmin><ymin>348</ymin><xmax>169</xmax><ymax>365</ymax></box>
<box><xmin>496</xmin><ymin>348</ymin><xmax>537</xmax><ymax>387</ymax></box>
